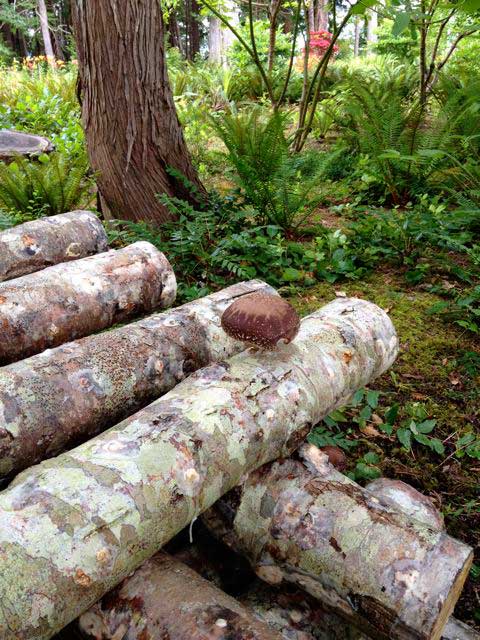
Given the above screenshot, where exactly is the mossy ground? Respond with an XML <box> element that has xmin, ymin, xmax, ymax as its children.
<box><xmin>289</xmin><ymin>269</ymin><xmax>480</xmax><ymax>627</ymax></box>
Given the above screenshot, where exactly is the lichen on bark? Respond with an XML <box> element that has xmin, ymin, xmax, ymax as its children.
<box><xmin>0</xmin><ymin>297</ymin><xmax>397</xmax><ymax>639</ymax></box>
<box><xmin>0</xmin><ymin>210</ymin><xmax>108</xmax><ymax>282</ymax></box>
<box><xmin>203</xmin><ymin>445</ymin><xmax>473</xmax><ymax>640</ymax></box>
<box><xmin>0</xmin><ymin>281</ymin><xmax>275</xmax><ymax>480</ymax></box>
<box><xmin>0</xmin><ymin>241</ymin><xmax>176</xmax><ymax>365</ymax></box>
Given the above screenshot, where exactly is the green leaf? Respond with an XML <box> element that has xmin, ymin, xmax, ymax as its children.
<box><xmin>351</xmin><ymin>0</ymin><xmax>379</xmax><ymax>15</ymax></box>
<box><xmin>329</xmin><ymin>409</ymin><xmax>348</xmax><ymax>422</ymax></box>
<box><xmin>359</xmin><ymin>405</ymin><xmax>372</xmax><ymax>421</ymax></box>
<box><xmin>392</xmin><ymin>12</ymin><xmax>411</xmax><ymax>36</ymax></box>
<box><xmin>458</xmin><ymin>0</ymin><xmax>480</xmax><ymax>12</ymax></box>
<box><xmin>355</xmin><ymin>462</ymin><xmax>381</xmax><ymax>480</ymax></box>
<box><xmin>413</xmin><ymin>433</ymin><xmax>432</xmax><ymax>447</ymax></box>
<box><xmin>379</xmin><ymin>422</ymin><xmax>394</xmax><ymax>436</ymax></box>
<box><xmin>385</xmin><ymin>403</ymin><xmax>399</xmax><ymax>425</ymax></box>
<box><xmin>430</xmin><ymin>438</ymin><xmax>445</xmax><ymax>455</ymax></box>
<box><xmin>363</xmin><ymin>451</ymin><xmax>380</xmax><ymax>464</ymax></box>
<box><xmin>366</xmin><ymin>390</ymin><xmax>380</xmax><ymax>409</ymax></box>
<box><xmin>397</xmin><ymin>427</ymin><xmax>412</xmax><ymax>450</ymax></box>
<box><xmin>416</xmin><ymin>419</ymin><xmax>437</xmax><ymax>434</ymax></box>
<box><xmin>351</xmin><ymin>389</ymin><xmax>365</xmax><ymax>407</ymax></box>
<box><xmin>457</xmin><ymin>433</ymin><xmax>476</xmax><ymax>447</ymax></box>
<box><xmin>281</xmin><ymin>267</ymin><xmax>303</xmax><ymax>282</ymax></box>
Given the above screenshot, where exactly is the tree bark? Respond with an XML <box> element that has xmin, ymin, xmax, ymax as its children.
<box><xmin>353</xmin><ymin>18</ymin><xmax>361</xmax><ymax>56</ymax></box>
<box><xmin>314</xmin><ymin>0</ymin><xmax>328</xmax><ymax>31</ymax></box>
<box><xmin>167</xmin><ymin>8</ymin><xmax>184</xmax><ymax>54</ymax></box>
<box><xmin>0</xmin><ymin>297</ymin><xmax>397</xmax><ymax>639</ymax></box>
<box><xmin>202</xmin><ymin>445</ymin><xmax>473</xmax><ymax>640</ymax></box>
<box><xmin>0</xmin><ymin>241</ymin><xmax>176</xmax><ymax>365</ymax></box>
<box><xmin>76</xmin><ymin>552</ymin><xmax>282</xmax><ymax>640</ymax></box>
<box><xmin>71</xmin><ymin>481</ymin><xmax>478</xmax><ymax>640</ymax></box>
<box><xmin>71</xmin><ymin>0</ymin><xmax>206</xmax><ymax>224</ymax></box>
<box><xmin>0</xmin><ymin>210</ymin><xmax>108</xmax><ymax>282</ymax></box>
<box><xmin>185</xmin><ymin>0</ymin><xmax>201</xmax><ymax>60</ymax></box>
<box><xmin>38</xmin><ymin>0</ymin><xmax>55</xmax><ymax>63</ymax></box>
<box><xmin>0</xmin><ymin>281</ymin><xmax>274</xmax><ymax>481</ymax></box>
<box><xmin>208</xmin><ymin>15</ymin><xmax>223</xmax><ymax>64</ymax></box>
<box><xmin>366</xmin><ymin>10</ymin><xmax>378</xmax><ymax>44</ymax></box>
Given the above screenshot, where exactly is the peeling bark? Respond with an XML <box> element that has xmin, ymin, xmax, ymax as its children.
<box><xmin>0</xmin><ymin>281</ymin><xmax>274</xmax><ymax>481</ymax></box>
<box><xmin>0</xmin><ymin>211</ymin><xmax>108</xmax><ymax>282</ymax></box>
<box><xmin>0</xmin><ymin>241</ymin><xmax>176</xmax><ymax>365</ymax></box>
<box><xmin>76</xmin><ymin>552</ymin><xmax>282</xmax><ymax>640</ymax></box>
<box><xmin>203</xmin><ymin>445</ymin><xmax>472</xmax><ymax>640</ymax></box>
<box><xmin>0</xmin><ymin>297</ymin><xmax>397</xmax><ymax>639</ymax></box>
<box><xmin>364</xmin><ymin>478</ymin><xmax>444</xmax><ymax>531</ymax></box>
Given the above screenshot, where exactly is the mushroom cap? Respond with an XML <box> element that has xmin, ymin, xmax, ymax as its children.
<box><xmin>221</xmin><ymin>293</ymin><xmax>300</xmax><ymax>349</ymax></box>
<box><xmin>319</xmin><ymin>446</ymin><xmax>347</xmax><ymax>471</ymax></box>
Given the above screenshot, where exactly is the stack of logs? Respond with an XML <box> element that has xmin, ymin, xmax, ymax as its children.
<box><xmin>0</xmin><ymin>211</ymin><xmax>475</xmax><ymax>640</ymax></box>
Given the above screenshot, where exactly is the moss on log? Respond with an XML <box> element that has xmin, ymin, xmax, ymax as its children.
<box><xmin>77</xmin><ymin>552</ymin><xmax>282</xmax><ymax>639</ymax></box>
<box><xmin>202</xmin><ymin>445</ymin><xmax>472</xmax><ymax>640</ymax></box>
<box><xmin>0</xmin><ymin>297</ymin><xmax>397</xmax><ymax>639</ymax></box>
<box><xmin>0</xmin><ymin>281</ymin><xmax>275</xmax><ymax>480</ymax></box>
<box><xmin>0</xmin><ymin>241</ymin><xmax>176</xmax><ymax>364</ymax></box>
<box><xmin>0</xmin><ymin>211</ymin><xmax>108</xmax><ymax>282</ymax></box>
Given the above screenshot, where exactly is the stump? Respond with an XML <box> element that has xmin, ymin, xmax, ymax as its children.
<box><xmin>0</xmin><ymin>129</ymin><xmax>54</xmax><ymax>161</ymax></box>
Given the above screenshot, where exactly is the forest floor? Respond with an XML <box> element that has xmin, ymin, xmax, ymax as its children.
<box><xmin>289</xmin><ymin>269</ymin><xmax>480</xmax><ymax>627</ymax></box>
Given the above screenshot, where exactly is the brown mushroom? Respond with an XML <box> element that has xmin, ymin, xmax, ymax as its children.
<box><xmin>221</xmin><ymin>293</ymin><xmax>300</xmax><ymax>350</ymax></box>
<box><xmin>319</xmin><ymin>446</ymin><xmax>347</xmax><ymax>471</ymax></box>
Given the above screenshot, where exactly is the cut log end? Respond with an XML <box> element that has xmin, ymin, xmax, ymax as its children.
<box><xmin>431</xmin><ymin>556</ymin><xmax>473</xmax><ymax>640</ymax></box>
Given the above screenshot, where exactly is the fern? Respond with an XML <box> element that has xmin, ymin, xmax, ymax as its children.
<box><xmin>0</xmin><ymin>152</ymin><xmax>92</xmax><ymax>218</ymax></box>
<box><xmin>212</xmin><ymin>107</ymin><xmax>323</xmax><ymax>230</ymax></box>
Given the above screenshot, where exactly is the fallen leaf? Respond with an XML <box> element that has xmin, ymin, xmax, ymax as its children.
<box><xmin>335</xmin><ymin>290</ymin><xmax>347</xmax><ymax>298</ymax></box>
<box><xmin>361</xmin><ymin>424</ymin><xmax>381</xmax><ymax>437</ymax></box>
<box><xmin>412</xmin><ymin>393</ymin><xmax>427</xmax><ymax>400</ymax></box>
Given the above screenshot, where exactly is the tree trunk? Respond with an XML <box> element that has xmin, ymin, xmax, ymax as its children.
<box><xmin>308</xmin><ymin>1</ymin><xmax>315</xmax><ymax>32</ymax></box>
<box><xmin>38</xmin><ymin>0</ymin><xmax>55</xmax><ymax>63</ymax></box>
<box><xmin>222</xmin><ymin>0</ymin><xmax>238</xmax><ymax>57</ymax></box>
<box><xmin>208</xmin><ymin>15</ymin><xmax>223</xmax><ymax>64</ymax></box>
<box><xmin>71</xmin><ymin>0</ymin><xmax>206</xmax><ymax>225</ymax></box>
<box><xmin>203</xmin><ymin>445</ymin><xmax>473</xmax><ymax>640</ymax></box>
<box><xmin>0</xmin><ymin>297</ymin><xmax>397</xmax><ymax>639</ymax></box>
<box><xmin>167</xmin><ymin>8</ymin><xmax>183</xmax><ymax>54</ymax></box>
<box><xmin>314</xmin><ymin>0</ymin><xmax>328</xmax><ymax>31</ymax></box>
<box><xmin>0</xmin><ymin>242</ymin><xmax>176</xmax><ymax>365</ymax></box>
<box><xmin>366</xmin><ymin>9</ymin><xmax>378</xmax><ymax>44</ymax></box>
<box><xmin>76</xmin><ymin>553</ymin><xmax>282</xmax><ymax>640</ymax></box>
<box><xmin>0</xmin><ymin>210</ymin><xmax>108</xmax><ymax>282</ymax></box>
<box><xmin>267</xmin><ymin>0</ymin><xmax>282</xmax><ymax>74</ymax></box>
<box><xmin>354</xmin><ymin>18</ymin><xmax>361</xmax><ymax>56</ymax></box>
<box><xmin>186</xmin><ymin>0</ymin><xmax>201</xmax><ymax>60</ymax></box>
<box><xmin>0</xmin><ymin>281</ymin><xmax>274</xmax><ymax>482</ymax></box>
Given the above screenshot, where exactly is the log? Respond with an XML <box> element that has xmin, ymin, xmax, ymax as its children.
<box><xmin>76</xmin><ymin>552</ymin><xmax>282</xmax><ymax>640</ymax></box>
<box><xmin>0</xmin><ymin>129</ymin><xmax>54</xmax><ymax>161</ymax></box>
<box><xmin>202</xmin><ymin>444</ymin><xmax>473</xmax><ymax>640</ymax></box>
<box><xmin>0</xmin><ymin>211</ymin><xmax>108</xmax><ymax>282</ymax></box>
<box><xmin>0</xmin><ymin>241</ymin><xmax>176</xmax><ymax>364</ymax></box>
<box><xmin>0</xmin><ymin>281</ymin><xmax>275</xmax><ymax>481</ymax></box>
<box><xmin>0</xmin><ymin>297</ymin><xmax>397</xmax><ymax>639</ymax></box>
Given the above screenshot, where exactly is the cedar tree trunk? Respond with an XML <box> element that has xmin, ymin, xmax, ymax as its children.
<box><xmin>71</xmin><ymin>0</ymin><xmax>206</xmax><ymax>224</ymax></box>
